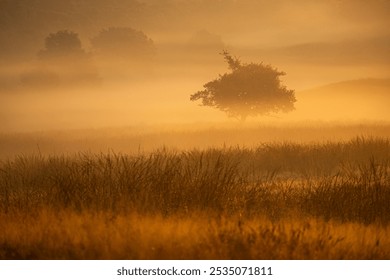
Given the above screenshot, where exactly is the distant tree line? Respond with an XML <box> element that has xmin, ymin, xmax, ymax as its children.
<box><xmin>19</xmin><ymin>27</ymin><xmax>157</xmax><ymax>88</ymax></box>
<box><xmin>0</xmin><ymin>0</ymin><xmax>143</xmax><ymax>61</ymax></box>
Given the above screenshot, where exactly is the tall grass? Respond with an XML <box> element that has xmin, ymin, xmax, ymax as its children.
<box><xmin>0</xmin><ymin>137</ymin><xmax>389</xmax><ymax>259</ymax></box>
<box><xmin>1</xmin><ymin>137</ymin><xmax>389</xmax><ymax>222</ymax></box>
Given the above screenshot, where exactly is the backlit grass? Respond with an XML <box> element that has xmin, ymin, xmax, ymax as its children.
<box><xmin>0</xmin><ymin>137</ymin><xmax>389</xmax><ymax>259</ymax></box>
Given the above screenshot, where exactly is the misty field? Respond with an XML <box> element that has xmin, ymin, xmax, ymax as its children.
<box><xmin>1</xmin><ymin>133</ymin><xmax>390</xmax><ymax>259</ymax></box>
<box><xmin>1</xmin><ymin>0</ymin><xmax>390</xmax><ymax>265</ymax></box>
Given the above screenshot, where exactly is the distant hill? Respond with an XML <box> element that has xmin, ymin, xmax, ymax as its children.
<box><xmin>300</xmin><ymin>78</ymin><xmax>390</xmax><ymax>95</ymax></box>
<box><xmin>247</xmin><ymin>36</ymin><xmax>390</xmax><ymax>67</ymax></box>
<box><xmin>278</xmin><ymin>37</ymin><xmax>390</xmax><ymax>65</ymax></box>
<box><xmin>292</xmin><ymin>78</ymin><xmax>390</xmax><ymax>120</ymax></box>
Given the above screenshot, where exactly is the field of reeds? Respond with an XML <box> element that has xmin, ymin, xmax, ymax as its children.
<box><xmin>0</xmin><ymin>132</ymin><xmax>390</xmax><ymax>259</ymax></box>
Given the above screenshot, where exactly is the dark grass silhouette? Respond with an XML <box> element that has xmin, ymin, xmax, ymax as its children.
<box><xmin>0</xmin><ymin>137</ymin><xmax>389</xmax><ymax>259</ymax></box>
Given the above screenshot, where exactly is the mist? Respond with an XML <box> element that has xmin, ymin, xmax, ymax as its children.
<box><xmin>3</xmin><ymin>1</ymin><xmax>390</xmax><ymax>265</ymax></box>
<box><xmin>1</xmin><ymin>0</ymin><xmax>389</xmax><ymax>133</ymax></box>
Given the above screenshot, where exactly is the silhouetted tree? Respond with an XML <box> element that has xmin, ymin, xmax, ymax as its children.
<box><xmin>20</xmin><ymin>30</ymin><xmax>100</xmax><ymax>88</ymax></box>
<box><xmin>190</xmin><ymin>51</ymin><xmax>296</xmax><ymax>121</ymax></box>
<box><xmin>38</xmin><ymin>30</ymin><xmax>86</xmax><ymax>59</ymax></box>
<box><xmin>90</xmin><ymin>27</ymin><xmax>156</xmax><ymax>82</ymax></box>
<box><xmin>91</xmin><ymin>27</ymin><xmax>155</xmax><ymax>59</ymax></box>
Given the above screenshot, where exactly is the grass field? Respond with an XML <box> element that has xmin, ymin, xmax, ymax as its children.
<box><xmin>0</xmin><ymin>127</ymin><xmax>389</xmax><ymax>259</ymax></box>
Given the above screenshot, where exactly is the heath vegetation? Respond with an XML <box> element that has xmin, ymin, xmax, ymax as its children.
<box><xmin>1</xmin><ymin>134</ymin><xmax>389</xmax><ymax>259</ymax></box>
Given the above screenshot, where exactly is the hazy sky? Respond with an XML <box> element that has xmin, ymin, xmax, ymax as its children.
<box><xmin>139</xmin><ymin>0</ymin><xmax>390</xmax><ymax>46</ymax></box>
<box><xmin>0</xmin><ymin>0</ymin><xmax>389</xmax><ymax>132</ymax></box>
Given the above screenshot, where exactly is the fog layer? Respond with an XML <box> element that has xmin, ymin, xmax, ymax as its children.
<box><xmin>1</xmin><ymin>0</ymin><xmax>389</xmax><ymax>132</ymax></box>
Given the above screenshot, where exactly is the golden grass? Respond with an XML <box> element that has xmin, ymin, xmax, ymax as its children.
<box><xmin>1</xmin><ymin>210</ymin><xmax>388</xmax><ymax>259</ymax></box>
<box><xmin>0</xmin><ymin>136</ymin><xmax>389</xmax><ymax>259</ymax></box>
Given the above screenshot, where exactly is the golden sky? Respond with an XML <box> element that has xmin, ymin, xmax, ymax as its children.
<box><xmin>0</xmin><ymin>0</ymin><xmax>389</xmax><ymax>132</ymax></box>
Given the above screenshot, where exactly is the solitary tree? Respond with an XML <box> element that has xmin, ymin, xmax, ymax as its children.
<box><xmin>190</xmin><ymin>51</ymin><xmax>296</xmax><ymax>121</ymax></box>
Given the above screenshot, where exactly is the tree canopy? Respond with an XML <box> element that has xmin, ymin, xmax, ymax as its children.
<box><xmin>25</xmin><ymin>30</ymin><xmax>100</xmax><ymax>88</ymax></box>
<box><xmin>190</xmin><ymin>51</ymin><xmax>296</xmax><ymax>121</ymax></box>
<box><xmin>91</xmin><ymin>27</ymin><xmax>155</xmax><ymax>59</ymax></box>
<box><xmin>38</xmin><ymin>30</ymin><xmax>86</xmax><ymax>59</ymax></box>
